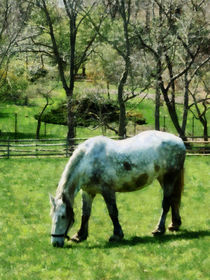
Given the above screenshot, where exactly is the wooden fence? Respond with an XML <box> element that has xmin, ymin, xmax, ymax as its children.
<box><xmin>0</xmin><ymin>138</ymin><xmax>209</xmax><ymax>159</ymax></box>
<box><xmin>0</xmin><ymin>138</ymin><xmax>79</xmax><ymax>159</ymax></box>
<box><xmin>184</xmin><ymin>140</ymin><xmax>210</xmax><ymax>155</ymax></box>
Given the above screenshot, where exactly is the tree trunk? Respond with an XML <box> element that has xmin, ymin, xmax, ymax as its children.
<box><xmin>66</xmin><ymin>16</ymin><xmax>76</xmax><ymax>143</ymax></box>
<box><xmin>203</xmin><ymin>121</ymin><xmax>208</xmax><ymax>141</ymax></box>
<box><xmin>182</xmin><ymin>70</ymin><xmax>189</xmax><ymax>134</ymax></box>
<box><xmin>36</xmin><ymin>100</ymin><xmax>49</xmax><ymax>139</ymax></box>
<box><xmin>155</xmin><ymin>76</ymin><xmax>161</xmax><ymax>130</ymax></box>
<box><xmin>82</xmin><ymin>66</ymin><xmax>86</xmax><ymax>77</ymax></box>
<box><xmin>203</xmin><ymin>120</ymin><xmax>208</xmax><ymax>141</ymax></box>
<box><xmin>161</xmin><ymin>47</ymin><xmax>187</xmax><ymax>140</ymax></box>
<box><xmin>161</xmin><ymin>88</ymin><xmax>187</xmax><ymax>141</ymax></box>
<box><xmin>118</xmin><ymin>70</ymin><xmax>128</xmax><ymax>138</ymax></box>
<box><xmin>107</xmin><ymin>81</ymin><xmax>110</xmax><ymax>100</ymax></box>
<box><xmin>36</xmin><ymin>119</ymin><xmax>42</xmax><ymax>140</ymax></box>
<box><xmin>155</xmin><ymin>3</ymin><xmax>163</xmax><ymax>131</ymax></box>
<box><xmin>117</xmin><ymin>0</ymin><xmax>131</xmax><ymax>138</ymax></box>
<box><xmin>66</xmin><ymin>95</ymin><xmax>75</xmax><ymax>141</ymax></box>
<box><xmin>200</xmin><ymin>117</ymin><xmax>208</xmax><ymax>141</ymax></box>
<box><xmin>155</xmin><ymin>85</ymin><xmax>160</xmax><ymax>130</ymax></box>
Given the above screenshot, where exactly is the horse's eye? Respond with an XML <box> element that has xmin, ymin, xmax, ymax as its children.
<box><xmin>61</xmin><ymin>215</ymin><xmax>66</xmax><ymax>219</ymax></box>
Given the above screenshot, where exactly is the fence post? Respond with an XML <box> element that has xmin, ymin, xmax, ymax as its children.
<box><xmin>7</xmin><ymin>139</ymin><xmax>10</xmax><ymax>159</ymax></box>
<box><xmin>36</xmin><ymin>142</ymin><xmax>38</xmax><ymax>157</ymax></box>
<box><xmin>192</xmin><ymin>116</ymin><xmax>194</xmax><ymax>139</ymax></box>
<box><xmin>14</xmin><ymin>113</ymin><xmax>18</xmax><ymax>139</ymax></box>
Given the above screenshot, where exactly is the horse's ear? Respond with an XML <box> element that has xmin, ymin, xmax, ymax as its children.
<box><xmin>49</xmin><ymin>194</ymin><xmax>56</xmax><ymax>209</ymax></box>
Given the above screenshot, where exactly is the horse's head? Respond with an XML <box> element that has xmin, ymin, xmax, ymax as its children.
<box><xmin>50</xmin><ymin>193</ymin><xmax>74</xmax><ymax>247</ymax></box>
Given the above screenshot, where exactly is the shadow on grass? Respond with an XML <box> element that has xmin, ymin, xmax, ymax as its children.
<box><xmin>65</xmin><ymin>229</ymin><xmax>210</xmax><ymax>250</ymax></box>
<box><xmin>103</xmin><ymin>230</ymin><xmax>210</xmax><ymax>249</ymax></box>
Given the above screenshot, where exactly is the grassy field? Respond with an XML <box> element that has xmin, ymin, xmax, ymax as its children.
<box><xmin>0</xmin><ymin>156</ymin><xmax>209</xmax><ymax>280</ymax></box>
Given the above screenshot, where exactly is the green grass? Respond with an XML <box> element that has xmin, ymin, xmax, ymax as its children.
<box><xmin>0</xmin><ymin>103</ymin><xmax>68</xmax><ymax>139</ymax></box>
<box><xmin>0</xmin><ymin>157</ymin><xmax>209</xmax><ymax>279</ymax></box>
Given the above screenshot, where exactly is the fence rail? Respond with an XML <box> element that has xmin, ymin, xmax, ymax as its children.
<box><xmin>0</xmin><ymin>137</ymin><xmax>209</xmax><ymax>158</ymax></box>
<box><xmin>0</xmin><ymin>139</ymin><xmax>71</xmax><ymax>158</ymax></box>
<box><xmin>184</xmin><ymin>140</ymin><xmax>210</xmax><ymax>155</ymax></box>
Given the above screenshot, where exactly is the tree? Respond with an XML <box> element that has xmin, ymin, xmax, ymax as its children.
<box><xmin>134</xmin><ymin>0</ymin><xmax>210</xmax><ymax>140</ymax></box>
<box><xmin>36</xmin><ymin>90</ymin><xmax>53</xmax><ymax>139</ymax></box>
<box><xmin>188</xmin><ymin>74</ymin><xmax>210</xmax><ymax>141</ymax></box>
<box><xmin>178</xmin><ymin>2</ymin><xmax>210</xmax><ymax>139</ymax></box>
<box><xmin>90</xmin><ymin>0</ymin><xmax>133</xmax><ymax>137</ymax></box>
<box><xmin>0</xmin><ymin>59</ymin><xmax>29</xmax><ymax>104</ymax></box>
<box><xmin>24</xmin><ymin>0</ymin><xmax>102</xmax><ymax>142</ymax></box>
<box><xmin>0</xmin><ymin>0</ymin><xmax>31</xmax><ymax>97</ymax></box>
<box><xmin>87</xmin><ymin>44</ymin><xmax>124</xmax><ymax>99</ymax></box>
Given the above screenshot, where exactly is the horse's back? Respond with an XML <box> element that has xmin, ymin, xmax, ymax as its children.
<box><xmin>132</xmin><ymin>131</ymin><xmax>186</xmax><ymax>171</ymax></box>
<box><xmin>81</xmin><ymin>131</ymin><xmax>185</xmax><ymax>163</ymax></box>
<box><xmin>76</xmin><ymin>131</ymin><xmax>185</xmax><ymax>193</ymax></box>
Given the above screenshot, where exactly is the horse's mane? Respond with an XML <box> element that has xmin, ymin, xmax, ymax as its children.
<box><xmin>56</xmin><ymin>146</ymin><xmax>85</xmax><ymax>199</ymax></box>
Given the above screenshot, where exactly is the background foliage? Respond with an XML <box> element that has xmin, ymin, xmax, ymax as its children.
<box><xmin>0</xmin><ymin>0</ymin><xmax>209</xmax><ymax>139</ymax></box>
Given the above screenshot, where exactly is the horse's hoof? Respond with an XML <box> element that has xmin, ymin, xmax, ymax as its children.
<box><xmin>109</xmin><ymin>234</ymin><xmax>124</xmax><ymax>242</ymax></box>
<box><xmin>152</xmin><ymin>228</ymin><xmax>165</xmax><ymax>236</ymax></box>
<box><xmin>168</xmin><ymin>223</ymin><xmax>180</xmax><ymax>232</ymax></box>
<box><xmin>71</xmin><ymin>234</ymin><xmax>87</xmax><ymax>243</ymax></box>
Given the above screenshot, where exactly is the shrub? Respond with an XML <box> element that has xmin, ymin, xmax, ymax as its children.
<box><xmin>34</xmin><ymin>94</ymin><xmax>146</xmax><ymax>128</ymax></box>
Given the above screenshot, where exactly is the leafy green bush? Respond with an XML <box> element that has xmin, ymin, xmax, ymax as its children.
<box><xmin>34</xmin><ymin>94</ymin><xmax>146</xmax><ymax>127</ymax></box>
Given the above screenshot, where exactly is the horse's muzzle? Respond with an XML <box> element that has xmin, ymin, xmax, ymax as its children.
<box><xmin>51</xmin><ymin>237</ymin><xmax>64</xmax><ymax>248</ymax></box>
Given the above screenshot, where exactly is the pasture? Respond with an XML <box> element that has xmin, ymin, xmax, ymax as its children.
<box><xmin>0</xmin><ymin>95</ymin><xmax>208</xmax><ymax>140</ymax></box>
<box><xmin>0</xmin><ymin>156</ymin><xmax>209</xmax><ymax>280</ymax></box>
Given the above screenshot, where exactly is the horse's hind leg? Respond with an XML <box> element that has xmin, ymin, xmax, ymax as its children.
<box><xmin>152</xmin><ymin>169</ymin><xmax>184</xmax><ymax>236</ymax></box>
<box><xmin>168</xmin><ymin>168</ymin><xmax>184</xmax><ymax>231</ymax></box>
<box><xmin>102</xmin><ymin>190</ymin><xmax>124</xmax><ymax>242</ymax></box>
<box><xmin>152</xmin><ymin>171</ymin><xmax>176</xmax><ymax>236</ymax></box>
<box><xmin>152</xmin><ymin>193</ymin><xmax>172</xmax><ymax>236</ymax></box>
<box><xmin>71</xmin><ymin>191</ymin><xmax>95</xmax><ymax>243</ymax></box>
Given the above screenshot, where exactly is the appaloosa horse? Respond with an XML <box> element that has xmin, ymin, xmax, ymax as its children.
<box><xmin>50</xmin><ymin>130</ymin><xmax>186</xmax><ymax>247</ymax></box>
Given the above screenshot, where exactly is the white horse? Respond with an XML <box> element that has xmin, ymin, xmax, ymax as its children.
<box><xmin>50</xmin><ymin>130</ymin><xmax>186</xmax><ymax>247</ymax></box>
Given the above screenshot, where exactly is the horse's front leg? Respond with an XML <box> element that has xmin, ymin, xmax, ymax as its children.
<box><xmin>71</xmin><ymin>191</ymin><xmax>95</xmax><ymax>243</ymax></box>
<box><xmin>102</xmin><ymin>189</ymin><xmax>124</xmax><ymax>242</ymax></box>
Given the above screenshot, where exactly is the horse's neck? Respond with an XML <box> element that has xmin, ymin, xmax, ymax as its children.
<box><xmin>57</xmin><ymin>147</ymin><xmax>84</xmax><ymax>205</ymax></box>
<box><xmin>57</xmin><ymin>173</ymin><xmax>80</xmax><ymax>207</ymax></box>
<box><xmin>67</xmin><ymin>184</ymin><xmax>81</xmax><ymax>207</ymax></box>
